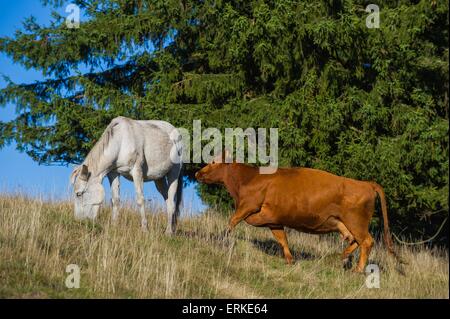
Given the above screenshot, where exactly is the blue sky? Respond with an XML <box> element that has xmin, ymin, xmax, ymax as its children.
<box><xmin>0</xmin><ymin>1</ymin><xmax>206</xmax><ymax>214</ymax></box>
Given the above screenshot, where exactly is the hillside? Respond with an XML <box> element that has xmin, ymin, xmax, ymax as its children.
<box><xmin>0</xmin><ymin>195</ymin><xmax>448</xmax><ymax>298</ymax></box>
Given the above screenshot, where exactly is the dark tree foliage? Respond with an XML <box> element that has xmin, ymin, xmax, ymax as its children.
<box><xmin>0</xmin><ymin>0</ymin><xmax>448</xmax><ymax>243</ymax></box>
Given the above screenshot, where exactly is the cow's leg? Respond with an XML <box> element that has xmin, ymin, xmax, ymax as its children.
<box><xmin>270</xmin><ymin>227</ymin><xmax>294</xmax><ymax>265</ymax></box>
<box><xmin>107</xmin><ymin>172</ymin><xmax>120</xmax><ymax>222</ymax></box>
<box><xmin>228</xmin><ymin>208</ymin><xmax>255</xmax><ymax>232</ymax></box>
<box><xmin>354</xmin><ymin>234</ymin><xmax>374</xmax><ymax>273</ymax></box>
<box><xmin>341</xmin><ymin>200</ymin><xmax>374</xmax><ymax>272</ymax></box>
<box><xmin>342</xmin><ymin>241</ymin><xmax>358</xmax><ymax>270</ymax></box>
<box><xmin>228</xmin><ymin>201</ymin><xmax>260</xmax><ymax>232</ymax></box>
<box><xmin>343</xmin><ymin>222</ymin><xmax>373</xmax><ymax>273</ymax></box>
<box><xmin>334</xmin><ymin>220</ymin><xmax>358</xmax><ymax>269</ymax></box>
<box><xmin>131</xmin><ymin>167</ymin><xmax>147</xmax><ymax>230</ymax></box>
<box><xmin>336</xmin><ymin>220</ymin><xmax>354</xmax><ymax>243</ymax></box>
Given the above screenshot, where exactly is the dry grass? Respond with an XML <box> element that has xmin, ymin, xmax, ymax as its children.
<box><xmin>0</xmin><ymin>195</ymin><xmax>448</xmax><ymax>298</ymax></box>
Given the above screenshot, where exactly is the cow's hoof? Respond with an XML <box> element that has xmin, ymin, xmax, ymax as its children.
<box><xmin>220</xmin><ymin>231</ymin><xmax>234</xmax><ymax>248</ymax></box>
<box><xmin>352</xmin><ymin>267</ymin><xmax>364</xmax><ymax>274</ymax></box>
<box><xmin>285</xmin><ymin>259</ymin><xmax>294</xmax><ymax>265</ymax></box>
<box><xmin>223</xmin><ymin>235</ymin><xmax>233</xmax><ymax>247</ymax></box>
<box><xmin>221</xmin><ymin>228</ymin><xmax>232</xmax><ymax>240</ymax></box>
<box><xmin>343</xmin><ymin>256</ymin><xmax>353</xmax><ymax>270</ymax></box>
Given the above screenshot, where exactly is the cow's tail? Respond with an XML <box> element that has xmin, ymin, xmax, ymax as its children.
<box><xmin>370</xmin><ymin>182</ymin><xmax>399</xmax><ymax>260</ymax></box>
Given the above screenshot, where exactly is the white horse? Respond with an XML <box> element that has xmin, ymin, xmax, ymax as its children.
<box><xmin>70</xmin><ymin>116</ymin><xmax>183</xmax><ymax>235</ymax></box>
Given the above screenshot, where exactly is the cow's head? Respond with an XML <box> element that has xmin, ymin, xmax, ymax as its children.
<box><xmin>195</xmin><ymin>150</ymin><xmax>231</xmax><ymax>184</ymax></box>
<box><xmin>70</xmin><ymin>164</ymin><xmax>105</xmax><ymax>220</ymax></box>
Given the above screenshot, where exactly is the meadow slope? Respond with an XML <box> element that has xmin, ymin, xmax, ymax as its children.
<box><xmin>0</xmin><ymin>195</ymin><xmax>448</xmax><ymax>298</ymax></box>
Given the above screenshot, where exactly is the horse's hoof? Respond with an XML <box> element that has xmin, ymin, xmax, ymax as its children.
<box><xmin>165</xmin><ymin>229</ymin><xmax>175</xmax><ymax>236</ymax></box>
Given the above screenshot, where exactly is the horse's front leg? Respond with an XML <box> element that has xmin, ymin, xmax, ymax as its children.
<box><xmin>131</xmin><ymin>168</ymin><xmax>148</xmax><ymax>230</ymax></box>
<box><xmin>165</xmin><ymin>173</ymin><xmax>180</xmax><ymax>236</ymax></box>
<box><xmin>107</xmin><ymin>172</ymin><xmax>120</xmax><ymax>222</ymax></box>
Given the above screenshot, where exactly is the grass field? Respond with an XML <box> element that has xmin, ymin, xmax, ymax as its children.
<box><xmin>0</xmin><ymin>195</ymin><xmax>448</xmax><ymax>298</ymax></box>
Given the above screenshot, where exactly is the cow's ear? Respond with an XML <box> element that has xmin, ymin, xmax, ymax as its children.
<box><xmin>79</xmin><ymin>164</ymin><xmax>89</xmax><ymax>181</ymax></box>
<box><xmin>212</xmin><ymin>150</ymin><xmax>223</xmax><ymax>164</ymax></box>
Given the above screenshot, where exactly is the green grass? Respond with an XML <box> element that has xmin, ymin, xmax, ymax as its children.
<box><xmin>0</xmin><ymin>195</ymin><xmax>448</xmax><ymax>298</ymax></box>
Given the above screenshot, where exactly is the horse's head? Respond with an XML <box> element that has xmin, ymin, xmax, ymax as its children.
<box><xmin>70</xmin><ymin>164</ymin><xmax>105</xmax><ymax>220</ymax></box>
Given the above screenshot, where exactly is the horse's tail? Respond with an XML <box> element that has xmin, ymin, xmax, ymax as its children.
<box><xmin>173</xmin><ymin>130</ymin><xmax>184</xmax><ymax>218</ymax></box>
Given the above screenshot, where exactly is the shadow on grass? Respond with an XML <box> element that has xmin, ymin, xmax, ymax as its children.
<box><xmin>179</xmin><ymin>229</ymin><xmax>326</xmax><ymax>263</ymax></box>
<box><xmin>250</xmin><ymin>238</ymin><xmax>319</xmax><ymax>261</ymax></box>
<box><xmin>178</xmin><ymin>229</ymin><xmax>233</xmax><ymax>247</ymax></box>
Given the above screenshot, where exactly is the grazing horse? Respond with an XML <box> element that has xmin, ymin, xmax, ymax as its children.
<box><xmin>70</xmin><ymin>116</ymin><xmax>183</xmax><ymax>235</ymax></box>
<box><xmin>195</xmin><ymin>151</ymin><xmax>399</xmax><ymax>272</ymax></box>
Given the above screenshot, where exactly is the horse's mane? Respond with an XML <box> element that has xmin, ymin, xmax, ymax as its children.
<box><xmin>84</xmin><ymin>120</ymin><xmax>118</xmax><ymax>173</ymax></box>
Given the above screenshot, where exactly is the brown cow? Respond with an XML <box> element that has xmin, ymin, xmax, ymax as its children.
<box><xmin>195</xmin><ymin>153</ymin><xmax>397</xmax><ymax>272</ymax></box>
